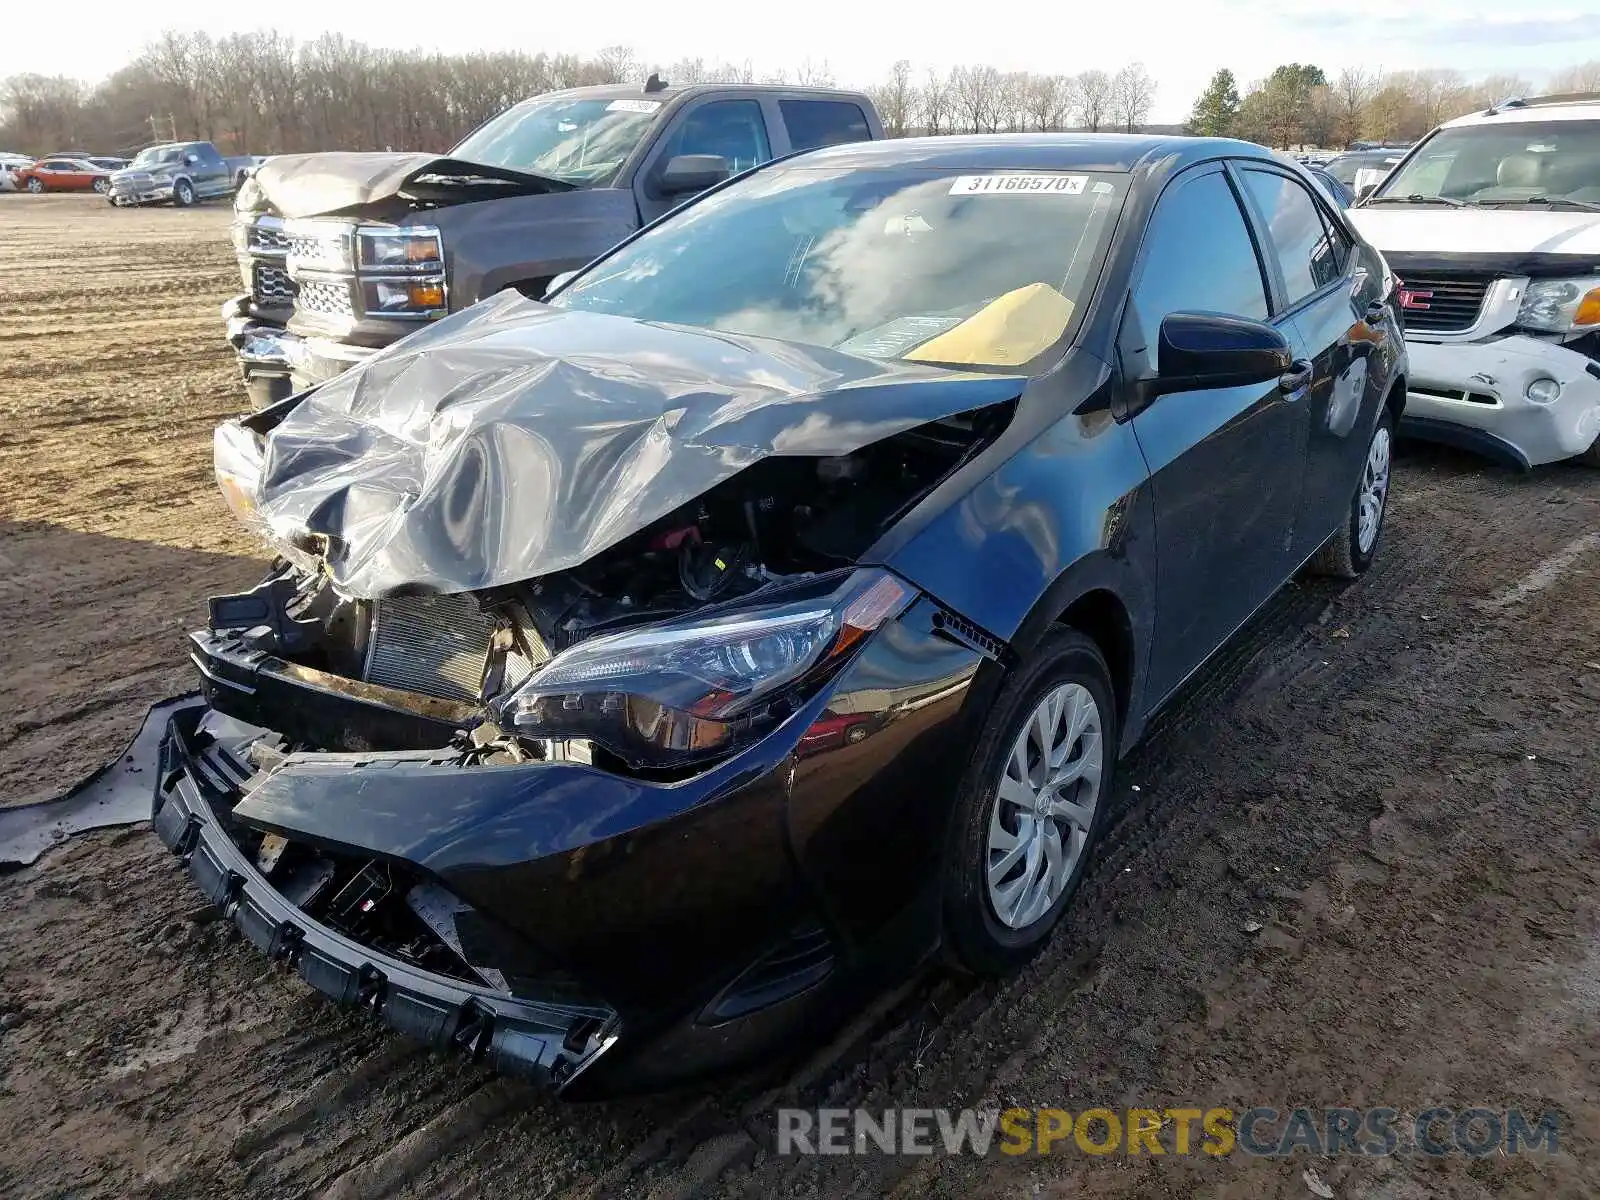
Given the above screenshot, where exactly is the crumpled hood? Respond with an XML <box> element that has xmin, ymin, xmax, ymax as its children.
<box><xmin>221</xmin><ymin>291</ymin><xmax>1024</xmax><ymax>599</ymax></box>
<box><xmin>1349</xmin><ymin>206</ymin><xmax>1600</xmax><ymax>258</ymax></box>
<box><xmin>244</xmin><ymin>152</ymin><xmax>565</xmax><ymax>218</ymax></box>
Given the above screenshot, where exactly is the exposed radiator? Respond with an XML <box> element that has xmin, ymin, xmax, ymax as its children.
<box><xmin>363</xmin><ymin>594</ymin><xmax>542</xmax><ymax>702</ymax></box>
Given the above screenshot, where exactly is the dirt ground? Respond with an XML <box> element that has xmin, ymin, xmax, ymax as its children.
<box><xmin>1</xmin><ymin>194</ymin><xmax>1597</xmax><ymax>1200</ymax></box>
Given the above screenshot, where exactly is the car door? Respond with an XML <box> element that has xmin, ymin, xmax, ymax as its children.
<box><xmin>193</xmin><ymin>145</ymin><xmax>227</xmax><ymax>196</ymax></box>
<box><xmin>1121</xmin><ymin>164</ymin><xmax>1313</xmax><ymax>705</ymax></box>
<box><xmin>634</xmin><ymin>97</ymin><xmax>772</xmax><ymax>224</ymax></box>
<box><xmin>1234</xmin><ymin>165</ymin><xmax>1386</xmax><ymax>561</ymax></box>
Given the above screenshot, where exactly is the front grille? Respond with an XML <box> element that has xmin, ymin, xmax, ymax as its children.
<box><xmin>250</xmin><ymin>217</ymin><xmax>291</xmax><ymax>255</ymax></box>
<box><xmin>1396</xmin><ymin>273</ymin><xmax>1491</xmax><ymax>333</ymax></box>
<box><xmin>1411</xmin><ymin>383</ymin><xmax>1497</xmax><ymax>406</ymax></box>
<box><xmin>253</xmin><ymin>263</ymin><xmax>297</xmax><ymax>306</ymax></box>
<box><xmin>296</xmin><ymin>277</ymin><xmax>355</xmax><ymax>320</ymax></box>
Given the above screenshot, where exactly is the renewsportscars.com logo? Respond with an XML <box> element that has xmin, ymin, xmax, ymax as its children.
<box><xmin>776</xmin><ymin>1106</ymin><xmax>1563</xmax><ymax>1158</ymax></box>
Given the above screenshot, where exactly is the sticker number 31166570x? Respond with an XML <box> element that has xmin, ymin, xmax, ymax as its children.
<box><xmin>948</xmin><ymin>174</ymin><xmax>1088</xmax><ymax>195</ymax></box>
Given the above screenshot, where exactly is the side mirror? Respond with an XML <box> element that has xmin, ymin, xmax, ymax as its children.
<box><xmin>1151</xmin><ymin>312</ymin><xmax>1292</xmax><ymax>397</ymax></box>
<box><xmin>544</xmin><ymin>270</ymin><xmax>578</xmax><ymax>297</ymax></box>
<box><xmin>185</xmin><ymin>154</ymin><xmax>200</xmax><ymax>166</ymax></box>
<box><xmin>657</xmin><ymin>154</ymin><xmax>730</xmax><ymax>197</ymax></box>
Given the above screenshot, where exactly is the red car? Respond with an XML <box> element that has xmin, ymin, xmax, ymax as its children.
<box><xmin>14</xmin><ymin>157</ymin><xmax>112</xmax><ymax>194</ymax></box>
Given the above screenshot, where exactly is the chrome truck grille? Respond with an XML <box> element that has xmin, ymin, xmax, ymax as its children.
<box><xmin>363</xmin><ymin>594</ymin><xmax>543</xmax><ymax>702</ymax></box>
<box><xmin>253</xmin><ymin>263</ymin><xmax>297</xmax><ymax>305</ymax></box>
<box><xmin>296</xmin><ymin>277</ymin><xmax>355</xmax><ymax>319</ymax></box>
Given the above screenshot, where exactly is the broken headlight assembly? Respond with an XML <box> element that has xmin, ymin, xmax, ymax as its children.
<box><xmin>1517</xmin><ymin>277</ymin><xmax>1600</xmax><ymax>333</ymax></box>
<box><xmin>495</xmin><ymin>568</ymin><xmax>913</xmax><ymax>768</ymax></box>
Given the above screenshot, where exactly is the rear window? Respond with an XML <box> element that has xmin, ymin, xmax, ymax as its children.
<box><xmin>780</xmin><ymin>100</ymin><xmax>872</xmax><ymax>152</ymax></box>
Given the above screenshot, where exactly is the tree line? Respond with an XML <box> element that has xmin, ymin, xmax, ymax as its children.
<box><xmin>0</xmin><ymin>32</ymin><xmax>1155</xmax><ymax>156</ymax></box>
<box><xmin>1189</xmin><ymin>61</ymin><xmax>1600</xmax><ymax>149</ymax></box>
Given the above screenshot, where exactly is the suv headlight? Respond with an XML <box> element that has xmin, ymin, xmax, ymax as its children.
<box><xmin>495</xmin><ymin>569</ymin><xmax>913</xmax><ymax>768</ymax></box>
<box><xmin>357</xmin><ymin>225</ymin><xmax>443</xmax><ymax>270</ymax></box>
<box><xmin>1517</xmin><ymin>277</ymin><xmax>1600</xmax><ymax>332</ymax></box>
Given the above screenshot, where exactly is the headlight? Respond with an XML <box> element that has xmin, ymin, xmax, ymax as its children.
<box><xmin>1517</xmin><ymin>277</ymin><xmax>1600</xmax><ymax>332</ymax></box>
<box><xmin>496</xmin><ymin>569</ymin><xmax>914</xmax><ymax>768</ymax></box>
<box><xmin>362</xmin><ymin>276</ymin><xmax>447</xmax><ymax>315</ymax></box>
<box><xmin>357</xmin><ymin>225</ymin><xmax>443</xmax><ymax>270</ymax></box>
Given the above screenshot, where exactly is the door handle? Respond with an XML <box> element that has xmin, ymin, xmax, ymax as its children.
<box><xmin>1280</xmin><ymin>360</ymin><xmax>1314</xmax><ymax>396</ymax></box>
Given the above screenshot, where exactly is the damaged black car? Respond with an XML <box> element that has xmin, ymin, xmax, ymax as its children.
<box><xmin>157</xmin><ymin>135</ymin><xmax>1408</xmax><ymax>1095</ymax></box>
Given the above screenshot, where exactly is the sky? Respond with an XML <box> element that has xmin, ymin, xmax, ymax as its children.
<box><xmin>11</xmin><ymin>0</ymin><xmax>1600</xmax><ymax>123</ymax></box>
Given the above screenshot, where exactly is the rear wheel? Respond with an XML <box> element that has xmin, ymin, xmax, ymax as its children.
<box><xmin>1310</xmin><ymin>408</ymin><xmax>1393</xmax><ymax>579</ymax></box>
<box><xmin>942</xmin><ymin>628</ymin><xmax>1117</xmax><ymax>976</ymax></box>
<box><xmin>26</xmin><ymin>177</ymin><xmax>43</xmax><ymax>193</ymax></box>
<box><xmin>92</xmin><ymin>177</ymin><xmax>110</xmax><ymax>194</ymax></box>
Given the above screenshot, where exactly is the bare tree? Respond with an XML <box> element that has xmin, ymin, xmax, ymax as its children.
<box><xmin>869</xmin><ymin>59</ymin><xmax>916</xmax><ymax>137</ymax></box>
<box><xmin>1076</xmin><ymin>69</ymin><xmax>1113</xmax><ymax>131</ymax></box>
<box><xmin>1333</xmin><ymin>67</ymin><xmax>1378</xmax><ymax>147</ymax></box>
<box><xmin>1549</xmin><ymin>60</ymin><xmax>1600</xmax><ymax>93</ymax></box>
<box><xmin>793</xmin><ymin>57</ymin><xmax>835</xmax><ymax>87</ymax></box>
<box><xmin>1110</xmin><ymin>63</ymin><xmax>1155</xmax><ymax>132</ymax></box>
<box><xmin>950</xmin><ymin>64</ymin><xmax>1002</xmax><ymax>134</ymax></box>
<box><xmin>917</xmin><ymin>67</ymin><xmax>951</xmax><ymax>135</ymax></box>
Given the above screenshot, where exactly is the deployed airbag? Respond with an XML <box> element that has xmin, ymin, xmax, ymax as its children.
<box><xmin>229</xmin><ymin>291</ymin><xmax>1024</xmax><ymax>598</ymax></box>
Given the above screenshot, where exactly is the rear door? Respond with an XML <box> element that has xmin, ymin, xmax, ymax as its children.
<box><xmin>1233</xmin><ymin>164</ymin><xmax>1385</xmax><ymax>561</ymax></box>
<box><xmin>191</xmin><ymin>144</ymin><xmax>228</xmax><ymax>196</ymax></box>
<box><xmin>1123</xmin><ymin>164</ymin><xmax>1313</xmax><ymax>704</ymax></box>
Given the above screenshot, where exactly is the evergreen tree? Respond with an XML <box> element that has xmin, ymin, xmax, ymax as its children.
<box><xmin>1189</xmin><ymin>69</ymin><xmax>1241</xmax><ymax>137</ymax></box>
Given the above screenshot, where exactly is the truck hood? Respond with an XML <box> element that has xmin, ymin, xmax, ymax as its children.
<box><xmin>217</xmin><ymin>290</ymin><xmax>1025</xmax><ymax>599</ymax></box>
<box><xmin>1349</xmin><ymin>206</ymin><xmax>1600</xmax><ymax>259</ymax></box>
<box><xmin>244</xmin><ymin>152</ymin><xmax>570</xmax><ymax>219</ymax></box>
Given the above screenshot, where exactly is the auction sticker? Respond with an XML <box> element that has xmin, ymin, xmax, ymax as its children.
<box><xmin>949</xmin><ymin>173</ymin><xmax>1087</xmax><ymax>195</ymax></box>
<box><xmin>607</xmin><ymin>99</ymin><xmax>662</xmax><ymax>113</ymax></box>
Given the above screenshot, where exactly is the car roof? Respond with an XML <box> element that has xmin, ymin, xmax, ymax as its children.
<box><xmin>785</xmin><ymin>132</ymin><xmax>1278</xmax><ymax>173</ymax></box>
<box><xmin>531</xmin><ymin>81</ymin><xmax>872</xmax><ymax>103</ymax></box>
<box><xmin>1443</xmin><ymin>97</ymin><xmax>1600</xmax><ymax>128</ymax></box>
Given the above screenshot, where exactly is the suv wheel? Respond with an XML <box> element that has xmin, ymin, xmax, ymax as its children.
<box><xmin>1310</xmin><ymin>407</ymin><xmax>1393</xmax><ymax>579</ymax></box>
<box><xmin>942</xmin><ymin>628</ymin><xmax>1117</xmax><ymax>976</ymax></box>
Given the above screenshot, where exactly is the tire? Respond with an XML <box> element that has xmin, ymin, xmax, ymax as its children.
<box><xmin>26</xmin><ymin>177</ymin><xmax>43</xmax><ymax>193</ymax></box>
<box><xmin>173</xmin><ymin>178</ymin><xmax>196</xmax><ymax>207</ymax></box>
<box><xmin>942</xmin><ymin>627</ymin><xmax>1119</xmax><ymax>977</ymax></box>
<box><xmin>1575</xmin><ymin>435</ymin><xmax>1600</xmax><ymax>468</ymax></box>
<box><xmin>92</xmin><ymin>178</ymin><xmax>109</xmax><ymax>194</ymax></box>
<box><xmin>1310</xmin><ymin>407</ymin><xmax>1393</xmax><ymax>579</ymax></box>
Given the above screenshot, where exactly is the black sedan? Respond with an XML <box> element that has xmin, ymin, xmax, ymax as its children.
<box><xmin>157</xmin><ymin>134</ymin><xmax>1408</xmax><ymax>1095</ymax></box>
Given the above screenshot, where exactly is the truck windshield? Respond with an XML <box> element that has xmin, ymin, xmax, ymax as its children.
<box><xmin>552</xmin><ymin>166</ymin><xmax>1127</xmax><ymax>370</ymax></box>
<box><xmin>451</xmin><ymin>97</ymin><xmax>662</xmax><ymax>186</ymax></box>
<box><xmin>1377</xmin><ymin>120</ymin><xmax>1600</xmax><ymax>207</ymax></box>
<box><xmin>130</xmin><ymin>147</ymin><xmax>184</xmax><ymax>168</ymax></box>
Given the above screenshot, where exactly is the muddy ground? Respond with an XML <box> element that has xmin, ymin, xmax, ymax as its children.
<box><xmin>1</xmin><ymin>194</ymin><xmax>1597</xmax><ymax>1200</ymax></box>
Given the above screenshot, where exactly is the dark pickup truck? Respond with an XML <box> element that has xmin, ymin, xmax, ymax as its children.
<box><xmin>226</xmin><ymin>79</ymin><xmax>884</xmax><ymax>406</ymax></box>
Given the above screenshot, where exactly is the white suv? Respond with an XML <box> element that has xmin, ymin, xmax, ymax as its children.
<box><xmin>1346</xmin><ymin>94</ymin><xmax>1600</xmax><ymax>468</ymax></box>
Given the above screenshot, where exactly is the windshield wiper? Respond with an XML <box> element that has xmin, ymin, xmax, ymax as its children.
<box><xmin>1469</xmin><ymin>196</ymin><xmax>1600</xmax><ymax>213</ymax></box>
<box><xmin>1362</xmin><ymin>194</ymin><xmax>1465</xmax><ymax>207</ymax></box>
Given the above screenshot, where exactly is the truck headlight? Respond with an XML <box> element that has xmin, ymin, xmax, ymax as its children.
<box><xmin>357</xmin><ymin>225</ymin><xmax>443</xmax><ymax>270</ymax></box>
<box><xmin>1517</xmin><ymin>277</ymin><xmax>1600</xmax><ymax>332</ymax></box>
<box><xmin>495</xmin><ymin>569</ymin><xmax>913</xmax><ymax>768</ymax></box>
<box><xmin>362</xmin><ymin>277</ymin><xmax>447</xmax><ymax>314</ymax></box>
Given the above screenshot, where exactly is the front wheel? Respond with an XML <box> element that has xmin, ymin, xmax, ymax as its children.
<box><xmin>942</xmin><ymin>628</ymin><xmax>1118</xmax><ymax>977</ymax></box>
<box><xmin>1310</xmin><ymin>408</ymin><xmax>1393</xmax><ymax>579</ymax></box>
<box><xmin>92</xmin><ymin>178</ymin><xmax>110</xmax><ymax>194</ymax></box>
<box><xmin>26</xmin><ymin>177</ymin><xmax>43</xmax><ymax>193</ymax></box>
<box><xmin>173</xmin><ymin>178</ymin><xmax>196</xmax><ymax>207</ymax></box>
<box><xmin>1575</xmin><ymin>434</ymin><xmax>1600</xmax><ymax>467</ymax></box>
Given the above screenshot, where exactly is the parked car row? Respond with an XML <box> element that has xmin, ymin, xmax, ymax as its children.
<box><xmin>0</xmin><ymin>142</ymin><xmax>262</xmax><ymax>204</ymax></box>
<box><xmin>151</xmin><ymin>77</ymin><xmax>1421</xmax><ymax>1098</ymax></box>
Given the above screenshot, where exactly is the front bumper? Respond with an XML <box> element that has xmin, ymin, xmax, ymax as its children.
<box><xmin>223</xmin><ymin>295</ymin><xmax>378</xmax><ymax>407</ymax></box>
<box><xmin>110</xmin><ymin>177</ymin><xmax>175</xmax><ymax>205</ymax></box>
<box><xmin>1401</xmin><ymin>334</ymin><xmax>1600</xmax><ymax>468</ymax></box>
<box><xmin>151</xmin><ymin>704</ymin><xmax>620</xmax><ymax>1091</ymax></box>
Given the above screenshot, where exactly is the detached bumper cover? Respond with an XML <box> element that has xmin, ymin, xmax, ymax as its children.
<box><xmin>1401</xmin><ymin>335</ymin><xmax>1600</xmax><ymax>467</ymax></box>
<box><xmin>151</xmin><ymin>708</ymin><xmax>618</xmax><ymax>1090</ymax></box>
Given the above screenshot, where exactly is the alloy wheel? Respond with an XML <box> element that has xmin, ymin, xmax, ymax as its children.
<box><xmin>1357</xmin><ymin>424</ymin><xmax>1391</xmax><ymax>555</ymax></box>
<box><xmin>985</xmin><ymin>681</ymin><xmax>1104</xmax><ymax>930</ymax></box>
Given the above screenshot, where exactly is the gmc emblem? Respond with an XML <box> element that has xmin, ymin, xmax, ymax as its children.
<box><xmin>1398</xmin><ymin>287</ymin><xmax>1433</xmax><ymax>311</ymax></box>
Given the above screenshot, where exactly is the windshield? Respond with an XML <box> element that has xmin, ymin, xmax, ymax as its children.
<box><xmin>553</xmin><ymin>166</ymin><xmax>1126</xmax><ymax>369</ymax></box>
<box><xmin>131</xmin><ymin>147</ymin><xmax>183</xmax><ymax>169</ymax></box>
<box><xmin>1376</xmin><ymin>120</ymin><xmax>1600</xmax><ymax>206</ymax></box>
<box><xmin>451</xmin><ymin>97</ymin><xmax>663</xmax><ymax>186</ymax></box>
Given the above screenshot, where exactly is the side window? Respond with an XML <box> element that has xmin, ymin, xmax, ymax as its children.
<box><xmin>1127</xmin><ymin>170</ymin><xmax>1269</xmax><ymax>374</ymax></box>
<box><xmin>1241</xmin><ymin>169</ymin><xmax>1342</xmax><ymax>305</ymax></box>
<box><xmin>660</xmin><ymin>100</ymin><xmax>771</xmax><ymax>174</ymax></box>
<box><xmin>778</xmin><ymin>100</ymin><xmax>872</xmax><ymax>151</ymax></box>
